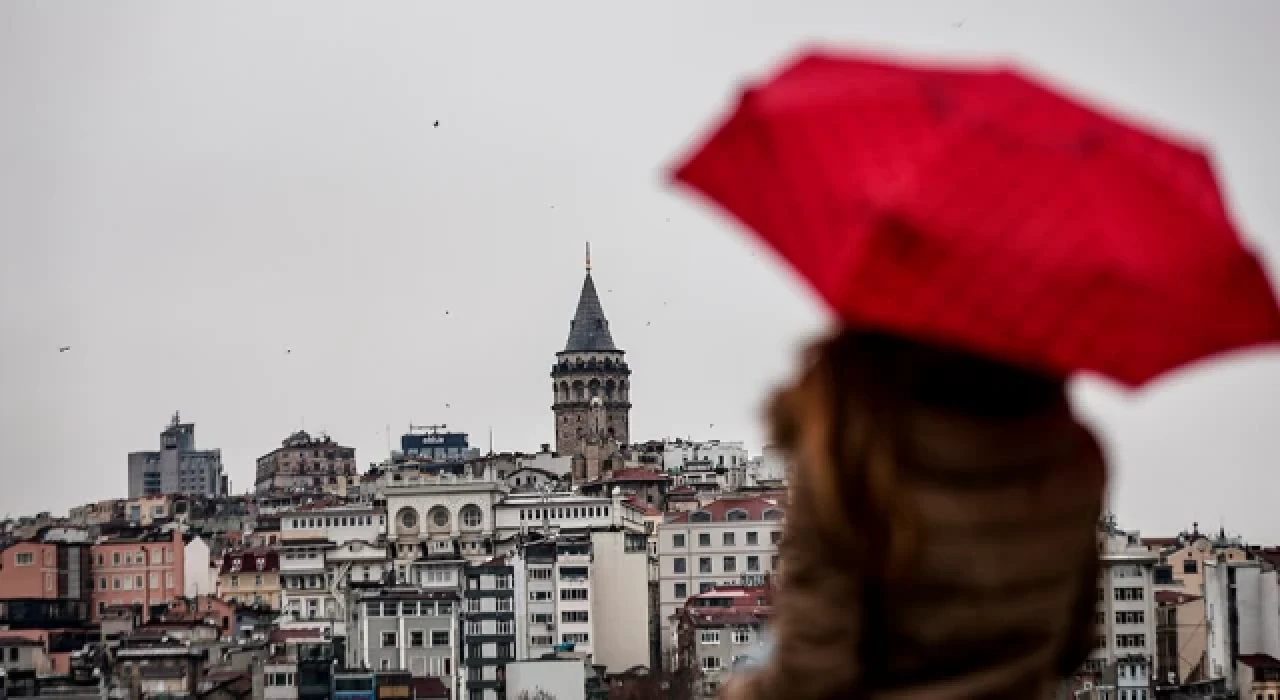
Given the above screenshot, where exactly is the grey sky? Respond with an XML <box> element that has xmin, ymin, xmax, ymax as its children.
<box><xmin>2</xmin><ymin>1</ymin><xmax>1277</xmax><ymax>540</ymax></box>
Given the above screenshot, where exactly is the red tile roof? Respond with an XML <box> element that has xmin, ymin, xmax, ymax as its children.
<box><xmin>220</xmin><ymin>549</ymin><xmax>280</xmax><ymax>574</ymax></box>
<box><xmin>665</xmin><ymin>496</ymin><xmax>784</xmax><ymax>524</ymax></box>
<box><xmin>680</xmin><ymin>585</ymin><xmax>773</xmax><ymax>627</ymax></box>
<box><xmin>625</xmin><ymin>497</ymin><xmax>662</xmax><ymax>517</ymax></box>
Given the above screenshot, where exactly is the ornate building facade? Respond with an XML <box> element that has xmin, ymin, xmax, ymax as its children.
<box><xmin>551</xmin><ymin>250</ymin><xmax>631</xmax><ymax>481</ymax></box>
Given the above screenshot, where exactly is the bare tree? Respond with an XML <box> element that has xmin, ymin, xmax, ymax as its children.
<box><xmin>514</xmin><ymin>689</ymin><xmax>557</xmax><ymax>700</ymax></box>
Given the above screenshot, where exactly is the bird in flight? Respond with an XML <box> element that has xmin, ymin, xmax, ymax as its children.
<box><xmin>58</xmin><ymin>346</ymin><xmax>71</xmax><ymax>353</ymax></box>
<box><xmin>434</xmin><ymin>120</ymin><xmax>440</xmax><ymax>128</ymax></box>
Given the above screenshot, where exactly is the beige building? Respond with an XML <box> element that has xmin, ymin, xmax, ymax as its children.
<box><xmin>254</xmin><ymin>430</ymin><xmax>357</xmax><ymax>496</ymax></box>
<box><xmin>217</xmin><ymin>549</ymin><xmax>282</xmax><ymax>610</ymax></box>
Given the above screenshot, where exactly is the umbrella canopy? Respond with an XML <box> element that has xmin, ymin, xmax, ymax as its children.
<box><xmin>672</xmin><ymin>49</ymin><xmax>1280</xmax><ymax>386</ymax></box>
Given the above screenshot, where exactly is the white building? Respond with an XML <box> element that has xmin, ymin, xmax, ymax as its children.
<box><xmin>384</xmin><ymin>472</ymin><xmax>508</xmax><ymax>568</ymax></box>
<box><xmin>494</xmin><ymin>491</ymin><xmax>647</xmax><ymax>545</ymax></box>
<box><xmin>663</xmin><ymin>440</ymin><xmax>749</xmax><ymax>496</ymax></box>
<box><xmin>657</xmin><ymin>495</ymin><xmax>785</xmax><ymax>659</ymax></box>
<box><xmin>744</xmin><ymin>446</ymin><xmax>787</xmax><ymax>488</ymax></box>
<box><xmin>277</xmin><ymin>504</ymin><xmax>387</xmax><ymax>636</ymax></box>
<box><xmin>1205</xmin><ymin>557</ymin><xmax>1280</xmax><ymax>686</ymax></box>
<box><xmin>504</xmin><ymin>657</ymin><xmax>586</xmax><ymax>700</ymax></box>
<box><xmin>1086</xmin><ymin>525</ymin><xmax>1159</xmax><ymax>681</ymax></box>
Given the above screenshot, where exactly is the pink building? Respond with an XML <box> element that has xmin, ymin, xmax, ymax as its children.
<box><xmin>0</xmin><ymin>541</ymin><xmax>62</xmax><ymax>599</ymax></box>
<box><xmin>89</xmin><ymin>529</ymin><xmax>185</xmax><ymax>620</ymax></box>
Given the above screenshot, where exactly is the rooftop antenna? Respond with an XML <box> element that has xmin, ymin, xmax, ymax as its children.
<box><xmin>489</xmin><ymin>427</ymin><xmax>494</xmax><ymax>456</ymax></box>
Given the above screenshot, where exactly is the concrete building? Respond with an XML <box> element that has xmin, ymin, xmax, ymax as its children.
<box><xmin>254</xmin><ymin>431</ymin><xmax>358</xmax><ymax>496</ymax></box>
<box><xmin>347</xmin><ymin>589</ymin><xmax>460</xmax><ymax>686</ymax></box>
<box><xmin>217</xmin><ymin>549</ymin><xmax>282</xmax><ymax>610</ymax></box>
<box><xmin>663</xmin><ymin>440</ymin><xmax>749</xmax><ymax>496</ymax></box>
<box><xmin>494</xmin><ymin>491</ymin><xmax>648</xmax><ymax>545</ymax></box>
<box><xmin>1236</xmin><ymin>655</ymin><xmax>1280</xmax><ymax>700</ymax></box>
<box><xmin>673</xmin><ymin>585</ymin><xmax>772</xmax><ymax>699</ymax></box>
<box><xmin>277</xmin><ymin>504</ymin><xmax>387</xmax><ymax>635</ymax></box>
<box><xmin>385</xmin><ymin>472</ymin><xmax>508</xmax><ymax>567</ymax></box>
<box><xmin>657</xmin><ymin>496</ymin><xmax>785</xmax><ymax>657</ymax></box>
<box><xmin>551</xmin><ymin>250</ymin><xmax>631</xmax><ymax>482</ymax></box>
<box><xmin>462</xmin><ymin>558</ymin><xmax>517</xmax><ymax>700</ymax></box>
<box><xmin>743</xmin><ymin>446</ymin><xmax>787</xmax><ymax>488</ymax></box>
<box><xmin>1205</xmin><ymin>556</ymin><xmax>1280</xmax><ymax>687</ymax></box>
<box><xmin>90</xmin><ymin>529</ymin><xmax>185</xmax><ymax>620</ymax></box>
<box><xmin>127</xmin><ymin>412</ymin><xmax>227</xmax><ymax>498</ymax></box>
<box><xmin>0</xmin><ymin>530</ymin><xmax>93</xmax><ymax>603</ymax></box>
<box><xmin>1084</xmin><ymin>522</ymin><xmax>1159</xmax><ymax>689</ymax></box>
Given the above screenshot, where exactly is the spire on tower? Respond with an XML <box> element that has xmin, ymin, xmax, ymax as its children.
<box><xmin>586</xmin><ymin>242</ymin><xmax>592</xmax><ymax>273</ymax></box>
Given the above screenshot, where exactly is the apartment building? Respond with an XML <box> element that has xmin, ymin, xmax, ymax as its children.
<box><xmin>384</xmin><ymin>472</ymin><xmax>507</xmax><ymax>567</ymax></box>
<box><xmin>90</xmin><ymin>529</ymin><xmax>185</xmax><ymax>619</ymax></box>
<box><xmin>1085</xmin><ymin>525</ymin><xmax>1159</xmax><ymax>688</ymax></box>
<box><xmin>348</xmin><ymin>589</ymin><xmax>459</xmax><ymax>686</ymax></box>
<box><xmin>127</xmin><ymin>413</ymin><xmax>227</xmax><ymax>498</ymax></box>
<box><xmin>673</xmin><ymin>585</ymin><xmax>772</xmax><ymax>699</ymax></box>
<box><xmin>462</xmin><ymin>558</ymin><xmax>517</xmax><ymax>700</ymax></box>
<box><xmin>218</xmin><ymin>549</ymin><xmax>282</xmax><ymax>609</ymax></box>
<box><xmin>255</xmin><ymin>431</ymin><xmax>358</xmax><ymax>496</ymax></box>
<box><xmin>657</xmin><ymin>496</ymin><xmax>784</xmax><ymax>657</ymax></box>
<box><xmin>1204</xmin><ymin>557</ymin><xmax>1280</xmax><ymax>688</ymax></box>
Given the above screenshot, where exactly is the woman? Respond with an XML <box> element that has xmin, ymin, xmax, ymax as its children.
<box><xmin>721</xmin><ymin>330</ymin><xmax>1106</xmax><ymax>700</ymax></box>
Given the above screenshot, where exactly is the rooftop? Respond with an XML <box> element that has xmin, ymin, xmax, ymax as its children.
<box><xmin>1239</xmin><ymin>654</ymin><xmax>1280</xmax><ymax>670</ymax></box>
<box><xmin>562</xmin><ymin>266</ymin><xmax>618</xmax><ymax>353</ymax></box>
<box><xmin>665</xmin><ymin>496</ymin><xmax>784</xmax><ymax>524</ymax></box>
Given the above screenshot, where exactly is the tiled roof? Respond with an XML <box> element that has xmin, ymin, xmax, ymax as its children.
<box><xmin>220</xmin><ymin>548</ymin><xmax>280</xmax><ymax>574</ymax></box>
<box><xmin>563</xmin><ymin>272</ymin><xmax>617</xmax><ymax>353</ymax></box>
<box><xmin>0</xmin><ymin>636</ymin><xmax>43</xmax><ymax>646</ymax></box>
<box><xmin>625</xmin><ymin>498</ymin><xmax>662</xmax><ymax>516</ymax></box>
<box><xmin>1238</xmin><ymin>654</ymin><xmax>1280</xmax><ymax>670</ymax></box>
<box><xmin>665</xmin><ymin>496</ymin><xmax>784</xmax><ymax>524</ymax></box>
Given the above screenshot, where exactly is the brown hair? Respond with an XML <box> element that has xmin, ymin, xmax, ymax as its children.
<box><xmin>768</xmin><ymin>329</ymin><xmax>1064</xmax><ymax>579</ymax></box>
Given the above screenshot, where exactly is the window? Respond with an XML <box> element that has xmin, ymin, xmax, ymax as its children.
<box><xmin>380</xmin><ymin>659</ymin><xmax>390</xmax><ymax>671</ymax></box>
<box><xmin>14</xmin><ymin>552</ymin><xmax>33</xmax><ymax>566</ymax></box>
<box><xmin>365</xmin><ymin>602</ymin><xmax>381</xmax><ymax>617</ymax></box>
<box><xmin>1115</xmin><ymin>588</ymin><xmax>1145</xmax><ymax>601</ymax></box>
<box><xmin>733</xmin><ymin>628</ymin><xmax>751</xmax><ymax>644</ymax></box>
<box><xmin>699</xmin><ymin>557</ymin><xmax>712</xmax><ymax>574</ymax></box>
<box><xmin>700</xmin><ymin>630</ymin><xmax>721</xmax><ymax>644</ymax></box>
<box><xmin>1116</xmin><ymin>634</ymin><xmax>1147</xmax><ymax>648</ymax></box>
<box><xmin>382</xmin><ymin>631</ymin><xmax>398</xmax><ymax>648</ymax></box>
<box><xmin>460</xmin><ymin>505</ymin><xmax>483</xmax><ymax>528</ymax></box>
<box><xmin>770</xmin><ymin>531</ymin><xmax>782</xmax><ymax>545</ymax></box>
<box><xmin>466</xmin><ymin>621</ymin><xmax>482</xmax><ymax>636</ymax></box>
<box><xmin>1116</xmin><ymin>610</ymin><xmax>1145</xmax><ymax>625</ymax></box>
<box><xmin>113</xmin><ymin>577</ymin><xmax>122</xmax><ymax>590</ymax></box>
<box><xmin>700</xmin><ymin>582</ymin><xmax>714</xmax><ymax>593</ymax></box>
<box><xmin>384</xmin><ymin>602</ymin><xmax>398</xmax><ymax>616</ymax></box>
<box><xmin>255</xmin><ymin>575</ymin><xmax>263</xmax><ymax>586</ymax></box>
<box><xmin>747</xmin><ymin>556</ymin><xmax>760</xmax><ymax>572</ymax></box>
<box><xmin>675</xmin><ymin>583</ymin><xmax>688</xmax><ymax>599</ymax></box>
<box><xmin>674</xmin><ymin>558</ymin><xmax>687</xmax><ymax>574</ymax></box>
<box><xmin>402</xmin><ymin>601</ymin><xmax>418</xmax><ymax>616</ymax></box>
<box><xmin>529</xmin><ymin>568</ymin><xmax>552</xmax><ymax>580</ymax></box>
<box><xmin>431</xmin><ymin>630</ymin><xmax>450</xmax><ymax>647</ymax></box>
<box><xmin>229</xmin><ymin>576</ymin><xmax>238</xmax><ymax>589</ymax></box>
<box><xmin>99</xmin><ymin>576</ymin><xmax>107</xmax><ymax>590</ymax></box>
<box><xmin>560</xmin><ymin>588</ymin><xmax>588</xmax><ymax>601</ymax></box>
<box><xmin>113</xmin><ymin>552</ymin><xmax>121</xmax><ymax>565</ymax></box>
<box><xmin>702</xmin><ymin>656</ymin><xmax>722</xmax><ymax>671</ymax></box>
<box><xmin>672</xmin><ymin>534</ymin><xmax>686</xmax><ymax>548</ymax></box>
<box><xmin>746</xmin><ymin>532</ymin><xmax>758</xmax><ymax>546</ymax></box>
<box><xmin>531</xmin><ymin>635</ymin><xmax>554</xmax><ymax>646</ymax></box>
<box><xmin>497</xmin><ymin>597</ymin><xmax>513</xmax><ymax>612</ymax></box>
<box><xmin>698</xmin><ymin>533</ymin><xmax>711</xmax><ymax>547</ymax></box>
<box><xmin>723</xmin><ymin>532</ymin><xmax>735</xmax><ymax>546</ymax></box>
<box><xmin>562</xmin><ymin>610</ymin><xmax>589</xmax><ymax>623</ymax></box>
<box><xmin>562</xmin><ymin>633</ymin><xmax>589</xmax><ymax>644</ymax></box>
<box><xmin>1183</xmin><ymin>559</ymin><xmax>1198</xmax><ymax>574</ymax></box>
<box><xmin>724</xmin><ymin>556</ymin><xmax>737</xmax><ymax>572</ymax></box>
<box><xmin>531</xmin><ymin>613</ymin><xmax>553</xmax><ymax>624</ymax></box>
<box><xmin>150</xmin><ymin>573</ymin><xmax>159</xmax><ymax>590</ymax></box>
<box><xmin>530</xmin><ymin>590</ymin><xmax>552</xmax><ymax>602</ymax></box>
<box><xmin>495</xmin><ymin>574</ymin><xmax>513</xmax><ymax>589</ymax></box>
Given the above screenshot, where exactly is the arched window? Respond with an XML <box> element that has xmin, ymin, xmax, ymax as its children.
<box><xmin>725</xmin><ymin>509</ymin><xmax>749</xmax><ymax>522</ymax></box>
<box><xmin>762</xmin><ymin>509</ymin><xmax>783</xmax><ymax>521</ymax></box>
<box><xmin>428</xmin><ymin>506</ymin><xmax>450</xmax><ymax>530</ymax></box>
<box><xmin>460</xmin><ymin>505</ymin><xmax>484</xmax><ymax>529</ymax></box>
<box><xmin>690</xmin><ymin>511</ymin><xmax>712</xmax><ymax>523</ymax></box>
<box><xmin>397</xmin><ymin>508</ymin><xmax>419</xmax><ymax>530</ymax></box>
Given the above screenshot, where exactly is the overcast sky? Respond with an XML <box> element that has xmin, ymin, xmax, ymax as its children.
<box><xmin>2</xmin><ymin>1</ymin><xmax>1277</xmax><ymax>541</ymax></box>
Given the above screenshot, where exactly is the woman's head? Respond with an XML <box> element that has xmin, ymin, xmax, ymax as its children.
<box><xmin>769</xmin><ymin>328</ymin><xmax>1065</xmax><ymax>577</ymax></box>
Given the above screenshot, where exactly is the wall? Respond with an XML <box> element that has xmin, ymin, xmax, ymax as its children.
<box><xmin>90</xmin><ymin>530</ymin><xmax>185</xmax><ymax>619</ymax></box>
<box><xmin>184</xmin><ymin>536</ymin><xmax>215</xmax><ymax>599</ymax></box>
<box><xmin>590</xmin><ymin>529</ymin><xmax>650</xmax><ymax>673</ymax></box>
<box><xmin>0</xmin><ymin>542</ymin><xmax>58</xmax><ymax>599</ymax></box>
<box><xmin>504</xmin><ymin>659</ymin><xmax>585</xmax><ymax>700</ymax></box>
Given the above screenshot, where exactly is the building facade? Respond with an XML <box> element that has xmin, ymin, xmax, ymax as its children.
<box><xmin>218</xmin><ymin>549</ymin><xmax>282</xmax><ymax>610</ymax></box>
<box><xmin>658</xmin><ymin>496</ymin><xmax>785</xmax><ymax>658</ymax></box>
<box><xmin>462</xmin><ymin>558</ymin><xmax>516</xmax><ymax>700</ymax></box>
<box><xmin>127</xmin><ymin>412</ymin><xmax>227</xmax><ymax>498</ymax></box>
<box><xmin>89</xmin><ymin>529</ymin><xmax>185</xmax><ymax>619</ymax></box>
<box><xmin>254</xmin><ymin>431</ymin><xmax>358</xmax><ymax>495</ymax></box>
<box><xmin>673</xmin><ymin>586</ymin><xmax>772</xmax><ymax>699</ymax></box>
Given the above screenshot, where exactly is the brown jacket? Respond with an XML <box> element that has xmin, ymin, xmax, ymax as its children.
<box><xmin>723</xmin><ymin>403</ymin><xmax>1106</xmax><ymax>700</ymax></box>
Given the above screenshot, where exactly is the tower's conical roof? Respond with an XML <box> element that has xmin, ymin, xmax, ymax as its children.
<box><xmin>564</xmin><ymin>272</ymin><xmax>618</xmax><ymax>352</ymax></box>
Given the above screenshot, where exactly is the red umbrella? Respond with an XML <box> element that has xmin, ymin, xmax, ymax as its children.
<box><xmin>672</xmin><ymin>48</ymin><xmax>1280</xmax><ymax>386</ymax></box>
